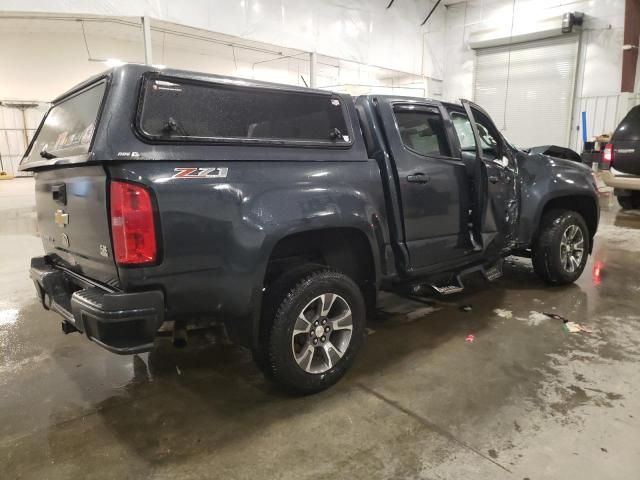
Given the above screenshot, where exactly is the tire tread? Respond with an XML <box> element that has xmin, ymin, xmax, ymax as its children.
<box><xmin>265</xmin><ymin>269</ymin><xmax>365</xmax><ymax>395</ymax></box>
<box><xmin>532</xmin><ymin>209</ymin><xmax>589</xmax><ymax>285</ymax></box>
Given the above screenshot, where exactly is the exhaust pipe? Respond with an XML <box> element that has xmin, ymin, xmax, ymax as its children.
<box><xmin>61</xmin><ymin>321</ymin><xmax>79</xmax><ymax>335</ymax></box>
<box><xmin>172</xmin><ymin>323</ymin><xmax>188</xmax><ymax>348</ymax></box>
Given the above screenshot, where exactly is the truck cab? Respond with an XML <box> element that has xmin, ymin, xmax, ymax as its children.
<box><xmin>21</xmin><ymin>65</ymin><xmax>599</xmax><ymax>394</ymax></box>
<box><xmin>356</xmin><ymin>96</ymin><xmax>518</xmax><ymax>279</ymax></box>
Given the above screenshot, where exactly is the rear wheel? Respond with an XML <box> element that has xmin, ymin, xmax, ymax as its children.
<box><xmin>532</xmin><ymin>210</ymin><xmax>590</xmax><ymax>285</ymax></box>
<box><xmin>253</xmin><ymin>263</ymin><xmax>325</xmax><ymax>377</ymax></box>
<box><xmin>261</xmin><ymin>269</ymin><xmax>365</xmax><ymax>395</ymax></box>
<box><xmin>617</xmin><ymin>193</ymin><xmax>640</xmax><ymax>210</ymax></box>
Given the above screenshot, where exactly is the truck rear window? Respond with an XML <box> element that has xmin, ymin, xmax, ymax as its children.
<box><xmin>137</xmin><ymin>75</ymin><xmax>351</xmax><ymax>146</ymax></box>
<box><xmin>614</xmin><ymin>106</ymin><xmax>640</xmax><ymax>142</ymax></box>
<box><xmin>22</xmin><ymin>81</ymin><xmax>106</xmax><ymax>165</ymax></box>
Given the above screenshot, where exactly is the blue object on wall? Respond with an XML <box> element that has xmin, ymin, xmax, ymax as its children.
<box><xmin>581</xmin><ymin>111</ymin><xmax>587</xmax><ymax>145</ymax></box>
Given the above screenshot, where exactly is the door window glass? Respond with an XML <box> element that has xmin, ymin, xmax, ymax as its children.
<box><xmin>474</xmin><ymin>115</ymin><xmax>501</xmax><ymax>157</ymax></box>
<box><xmin>394</xmin><ymin>107</ymin><xmax>451</xmax><ymax>157</ymax></box>
<box><xmin>450</xmin><ymin>109</ymin><xmax>503</xmax><ymax>160</ymax></box>
<box><xmin>450</xmin><ymin>112</ymin><xmax>476</xmax><ymax>152</ymax></box>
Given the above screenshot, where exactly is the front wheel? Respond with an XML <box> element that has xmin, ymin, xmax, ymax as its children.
<box><xmin>263</xmin><ymin>270</ymin><xmax>365</xmax><ymax>395</ymax></box>
<box><xmin>532</xmin><ymin>210</ymin><xmax>590</xmax><ymax>285</ymax></box>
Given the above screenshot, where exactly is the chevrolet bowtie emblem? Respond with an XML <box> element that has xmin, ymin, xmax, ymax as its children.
<box><xmin>54</xmin><ymin>209</ymin><xmax>69</xmax><ymax>227</ymax></box>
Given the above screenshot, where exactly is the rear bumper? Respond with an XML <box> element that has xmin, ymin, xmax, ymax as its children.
<box><xmin>601</xmin><ymin>170</ymin><xmax>640</xmax><ymax>191</ymax></box>
<box><xmin>29</xmin><ymin>256</ymin><xmax>164</xmax><ymax>354</ymax></box>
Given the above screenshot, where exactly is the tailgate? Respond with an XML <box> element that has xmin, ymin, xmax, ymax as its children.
<box><xmin>21</xmin><ymin>76</ymin><xmax>119</xmax><ymax>287</ymax></box>
<box><xmin>610</xmin><ymin>106</ymin><xmax>640</xmax><ymax>175</ymax></box>
<box><xmin>34</xmin><ymin>165</ymin><xmax>119</xmax><ymax>288</ymax></box>
<box><xmin>612</xmin><ymin>141</ymin><xmax>640</xmax><ymax>176</ymax></box>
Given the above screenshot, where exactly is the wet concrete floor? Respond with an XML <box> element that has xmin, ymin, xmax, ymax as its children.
<box><xmin>1</xmin><ymin>178</ymin><xmax>639</xmax><ymax>479</ymax></box>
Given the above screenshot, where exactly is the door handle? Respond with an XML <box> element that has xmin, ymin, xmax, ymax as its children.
<box><xmin>488</xmin><ymin>175</ymin><xmax>500</xmax><ymax>184</ymax></box>
<box><xmin>51</xmin><ymin>183</ymin><xmax>67</xmax><ymax>205</ymax></box>
<box><xmin>407</xmin><ymin>173</ymin><xmax>430</xmax><ymax>184</ymax></box>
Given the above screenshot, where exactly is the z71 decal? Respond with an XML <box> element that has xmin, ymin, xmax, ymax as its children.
<box><xmin>171</xmin><ymin>167</ymin><xmax>229</xmax><ymax>179</ymax></box>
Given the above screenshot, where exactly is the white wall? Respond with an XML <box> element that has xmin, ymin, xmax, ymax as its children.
<box><xmin>0</xmin><ymin>15</ymin><xmax>431</xmax><ymax>100</ymax></box>
<box><xmin>0</xmin><ymin>14</ymin><xmax>427</xmax><ymax>175</ymax></box>
<box><xmin>423</xmin><ymin>0</ymin><xmax>629</xmax><ymax>149</ymax></box>
<box><xmin>1</xmin><ymin>0</ymin><xmax>434</xmax><ymax>76</ymax></box>
<box><xmin>0</xmin><ymin>0</ymin><xmax>634</xmax><ymax>158</ymax></box>
<box><xmin>0</xmin><ymin>103</ymin><xmax>48</xmax><ymax>176</ymax></box>
<box><xmin>0</xmin><ymin>27</ymin><xmax>142</xmax><ymax>102</ymax></box>
<box><xmin>427</xmin><ymin>0</ymin><xmax>625</xmax><ymax>100</ymax></box>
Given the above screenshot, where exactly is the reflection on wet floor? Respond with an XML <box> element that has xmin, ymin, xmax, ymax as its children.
<box><xmin>1</xmin><ymin>181</ymin><xmax>640</xmax><ymax>479</ymax></box>
<box><xmin>613</xmin><ymin>210</ymin><xmax>640</xmax><ymax>229</ymax></box>
<box><xmin>0</xmin><ymin>207</ymin><xmax>37</xmax><ymax>237</ymax></box>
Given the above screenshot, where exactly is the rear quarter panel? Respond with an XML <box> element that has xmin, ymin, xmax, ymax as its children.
<box><xmin>108</xmin><ymin>159</ymin><xmax>388</xmax><ymax>344</ymax></box>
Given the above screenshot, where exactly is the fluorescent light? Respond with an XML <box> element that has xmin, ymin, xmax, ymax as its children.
<box><xmin>104</xmin><ymin>58</ymin><xmax>125</xmax><ymax>67</ymax></box>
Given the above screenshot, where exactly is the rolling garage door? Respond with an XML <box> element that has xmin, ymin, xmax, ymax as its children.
<box><xmin>473</xmin><ymin>35</ymin><xmax>579</xmax><ymax>149</ymax></box>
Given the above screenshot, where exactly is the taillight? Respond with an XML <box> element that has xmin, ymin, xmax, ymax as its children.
<box><xmin>110</xmin><ymin>180</ymin><xmax>157</xmax><ymax>265</ymax></box>
<box><xmin>602</xmin><ymin>143</ymin><xmax>614</xmax><ymax>167</ymax></box>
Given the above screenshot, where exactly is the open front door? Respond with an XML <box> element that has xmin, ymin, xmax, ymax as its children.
<box><xmin>461</xmin><ymin>100</ymin><xmax>518</xmax><ymax>256</ymax></box>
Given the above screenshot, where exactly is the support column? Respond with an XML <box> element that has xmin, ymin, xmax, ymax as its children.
<box><xmin>621</xmin><ymin>0</ymin><xmax>639</xmax><ymax>92</ymax></box>
<box><xmin>142</xmin><ymin>16</ymin><xmax>153</xmax><ymax>65</ymax></box>
<box><xmin>309</xmin><ymin>51</ymin><xmax>317</xmax><ymax>88</ymax></box>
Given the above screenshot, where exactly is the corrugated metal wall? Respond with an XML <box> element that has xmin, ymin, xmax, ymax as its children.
<box><xmin>0</xmin><ymin>102</ymin><xmax>48</xmax><ymax>177</ymax></box>
<box><xmin>570</xmin><ymin>94</ymin><xmax>640</xmax><ymax>152</ymax></box>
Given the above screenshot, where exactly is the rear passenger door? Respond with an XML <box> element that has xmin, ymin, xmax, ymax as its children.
<box><xmin>379</xmin><ymin>101</ymin><xmax>473</xmax><ymax>269</ymax></box>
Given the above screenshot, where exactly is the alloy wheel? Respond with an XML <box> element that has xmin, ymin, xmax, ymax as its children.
<box><xmin>559</xmin><ymin>224</ymin><xmax>584</xmax><ymax>273</ymax></box>
<box><xmin>291</xmin><ymin>293</ymin><xmax>353</xmax><ymax>374</ymax></box>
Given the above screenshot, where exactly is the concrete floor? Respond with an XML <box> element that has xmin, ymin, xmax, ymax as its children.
<box><xmin>1</xmin><ymin>177</ymin><xmax>639</xmax><ymax>479</ymax></box>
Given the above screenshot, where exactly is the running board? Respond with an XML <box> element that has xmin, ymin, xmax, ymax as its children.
<box><xmin>483</xmin><ymin>262</ymin><xmax>503</xmax><ymax>282</ymax></box>
<box><xmin>425</xmin><ymin>259</ymin><xmax>504</xmax><ymax>295</ymax></box>
<box><xmin>429</xmin><ymin>283</ymin><xmax>464</xmax><ymax>295</ymax></box>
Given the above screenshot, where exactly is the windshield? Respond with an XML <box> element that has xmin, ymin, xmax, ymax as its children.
<box><xmin>22</xmin><ymin>81</ymin><xmax>106</xmax><ymax>165</ymax></box>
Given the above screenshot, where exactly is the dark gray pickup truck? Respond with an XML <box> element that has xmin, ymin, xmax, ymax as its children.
<box><xmin>21</xmin><ymin>65</ymin><xmax>599</xmax><ymax>394</ymax></box>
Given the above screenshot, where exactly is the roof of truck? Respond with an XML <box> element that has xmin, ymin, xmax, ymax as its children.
<box><xmin>53</xmin><ymin>63</ymin><xmax>346</xmax><ymax>103</ymax></box>
<box><xmin>55</xmin><ymin>63</ymin><xmax>464</xmax><ymax>110</ymax></box>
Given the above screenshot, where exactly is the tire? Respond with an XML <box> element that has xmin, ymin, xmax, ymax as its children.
<box><xmin>617</xmin><ymin>193</ymin><xmax>640</xmax><ymax>210</ymax></box>
<box><xmin>618</xmin><ymin>195</ymin><xmax>635</xmax><ymax>210</ymax></box>
<box><xmin>252</xmin><ymin>263</ymin><xmax>326</xmax><ymax>377</ymax></box>
<box><xmin>532</xmin><ymin>210</ymin><xmax>590</xmax><ymax>285</ymax></box>
<box><xmin>262</xmin><ymin>269</ymin><xmax>365</xmax><ymax>395</ymax></box>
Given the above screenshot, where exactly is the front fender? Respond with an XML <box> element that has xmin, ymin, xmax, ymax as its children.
<box><xmin>516</xmin><ymin>152</ymin><xmax>598</xmax><ymax>245</ymax></box>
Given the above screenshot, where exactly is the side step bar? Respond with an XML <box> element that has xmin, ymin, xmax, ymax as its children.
<box><xmin>426</xmin><ymin>259</ymin><xmax>504</xmax><ymax>295</ymax></box>
<box><xmin>483</xmin><ymin>263</ymin><xmax>503</xmax><ymax>282</ymax></box>
<box><xmin>430</xmin><ymin>283</ymin><xmax>464</xmax><ymax>295</ymax></box>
